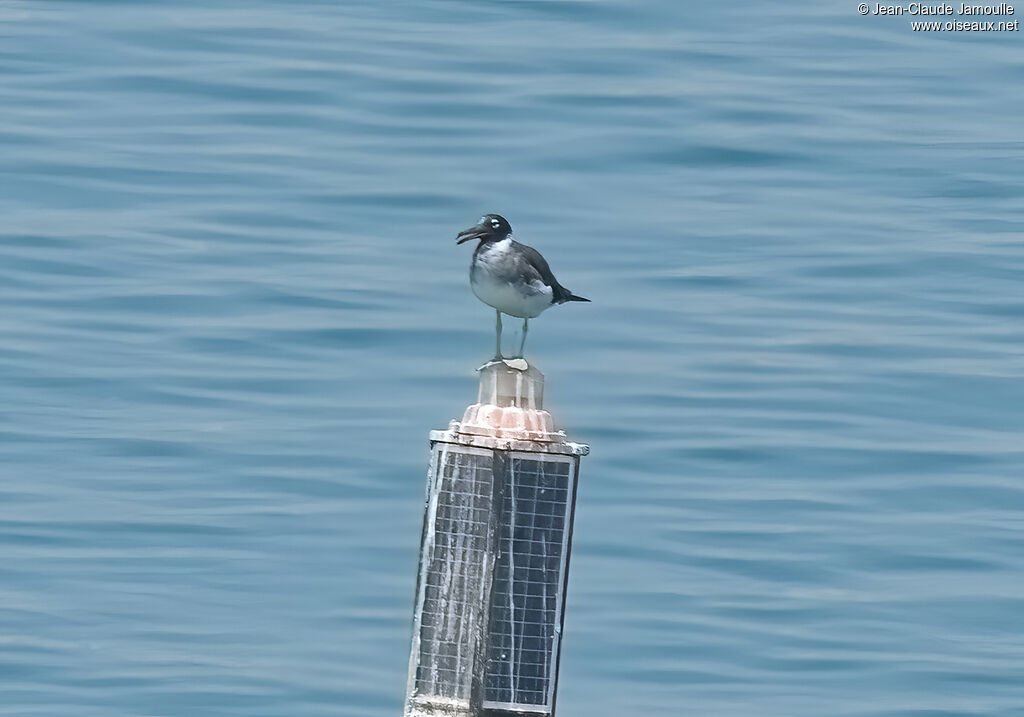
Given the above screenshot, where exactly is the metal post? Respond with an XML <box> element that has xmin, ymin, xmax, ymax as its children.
<box><xmin>405</xmin><ymin>360</ymin><xmax>588</xmax><ymax>717</ymax></box>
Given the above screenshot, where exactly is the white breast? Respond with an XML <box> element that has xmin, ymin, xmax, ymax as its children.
<box><xmin>470</xmin><ymin>239</ymin><xmax>554</xmax><ymax>319</ymax></box>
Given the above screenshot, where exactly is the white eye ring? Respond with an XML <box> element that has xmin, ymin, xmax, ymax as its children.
<box><xmin>491</xmin><ymin>219</ymin><xmax>499</xmax><ymax>227</ymax></box>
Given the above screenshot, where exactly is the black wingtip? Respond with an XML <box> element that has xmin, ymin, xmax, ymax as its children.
<box><xmin>566</xmin><ymin>293</ymin><xmax>590</xmax><ymax>303</ymax></box>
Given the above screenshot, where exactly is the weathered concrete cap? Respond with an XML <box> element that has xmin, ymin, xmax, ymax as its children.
<box><xmin>476</xmin><ymin>358</ymin><xmax>543</xmax><ymax>409</ymax></box>
<box><xmin>457</xmin><ymin>359</ymin><xmax>559</xmax><ymax>441</ymax></box>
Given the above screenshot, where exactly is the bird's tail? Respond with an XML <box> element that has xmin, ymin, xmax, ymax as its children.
<box><xmin>554</xmin><ymin>284</ymin><xmax>590</xmax><ymax>304</ymax></box>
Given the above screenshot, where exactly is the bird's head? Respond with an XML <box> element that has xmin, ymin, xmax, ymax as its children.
<box><xmin>456</xmin><ymin>214</ymin><xmax>512</xmax><ymax>245</ymax></box>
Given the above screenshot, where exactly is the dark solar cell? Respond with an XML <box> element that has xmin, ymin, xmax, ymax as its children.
<box><xmin>484</xmin><ymin>456</ymin><xmax>573</xmax><ymax>710</ymax></box>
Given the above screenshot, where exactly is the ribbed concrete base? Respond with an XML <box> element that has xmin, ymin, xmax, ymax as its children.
<box><xmin>458</xmin><ymin>360</ymin><xmax>558</xmax><ymax>441</ymax></box>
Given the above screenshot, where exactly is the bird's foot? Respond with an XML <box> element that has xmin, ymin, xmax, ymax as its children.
<box><xmin>477</xmin><ymin>353</ymin><xmax>505</xmax><ymax>371</ymax></box>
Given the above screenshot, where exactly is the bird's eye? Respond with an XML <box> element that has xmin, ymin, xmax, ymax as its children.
<box><xmin>491</xmin><ymin>219</ymin><xmax>499</xmax><ymax>227</ymax></box>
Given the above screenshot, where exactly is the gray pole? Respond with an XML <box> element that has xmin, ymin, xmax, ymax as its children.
<box><xmin>405</xmin><ymin>360</ymin><xmax>587</xmax><ymax>717</ymax></box>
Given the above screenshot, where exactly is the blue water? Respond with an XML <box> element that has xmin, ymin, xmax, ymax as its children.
<box><xmin>2</xmin><ymin>2</ymin><xmax>1023</xmax><ymax>715</ymax></box>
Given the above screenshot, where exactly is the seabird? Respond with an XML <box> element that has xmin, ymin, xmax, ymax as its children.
<box><xmin>456</xmin><ymin>214</ymin><xmax>589</xmax><ymax>359</ymax></box>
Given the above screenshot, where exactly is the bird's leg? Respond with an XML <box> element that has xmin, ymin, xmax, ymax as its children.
<box><xmin>494</xmin><ymin>310</ymin><xmax>504</xmax><ymax>360</ymax></box>
<box><xmin>518</xmin><ymin>318</ymin><xmax>528</xmax><ymax>358</ymax></box>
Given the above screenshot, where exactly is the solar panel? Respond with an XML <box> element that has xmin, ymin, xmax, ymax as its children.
<box><xmin>413</xmin><ymin>446</ymin><xmax>495</xmax><ymax>703</ymax></box>
<box><xmin>408</xmin><ymin>444</ymin><xmax>579</xmax><ymax>716</ymax></box>
<box><xmin>483</xmin><ymin>453</ymin><xmax>575</xmax><ymax>712</ymax></box>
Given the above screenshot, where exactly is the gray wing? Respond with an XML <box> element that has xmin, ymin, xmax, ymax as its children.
<box><xmin>512</xmin><ymin>240</ymin><xmax>569</xmax><ymax>299</ymax></box>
